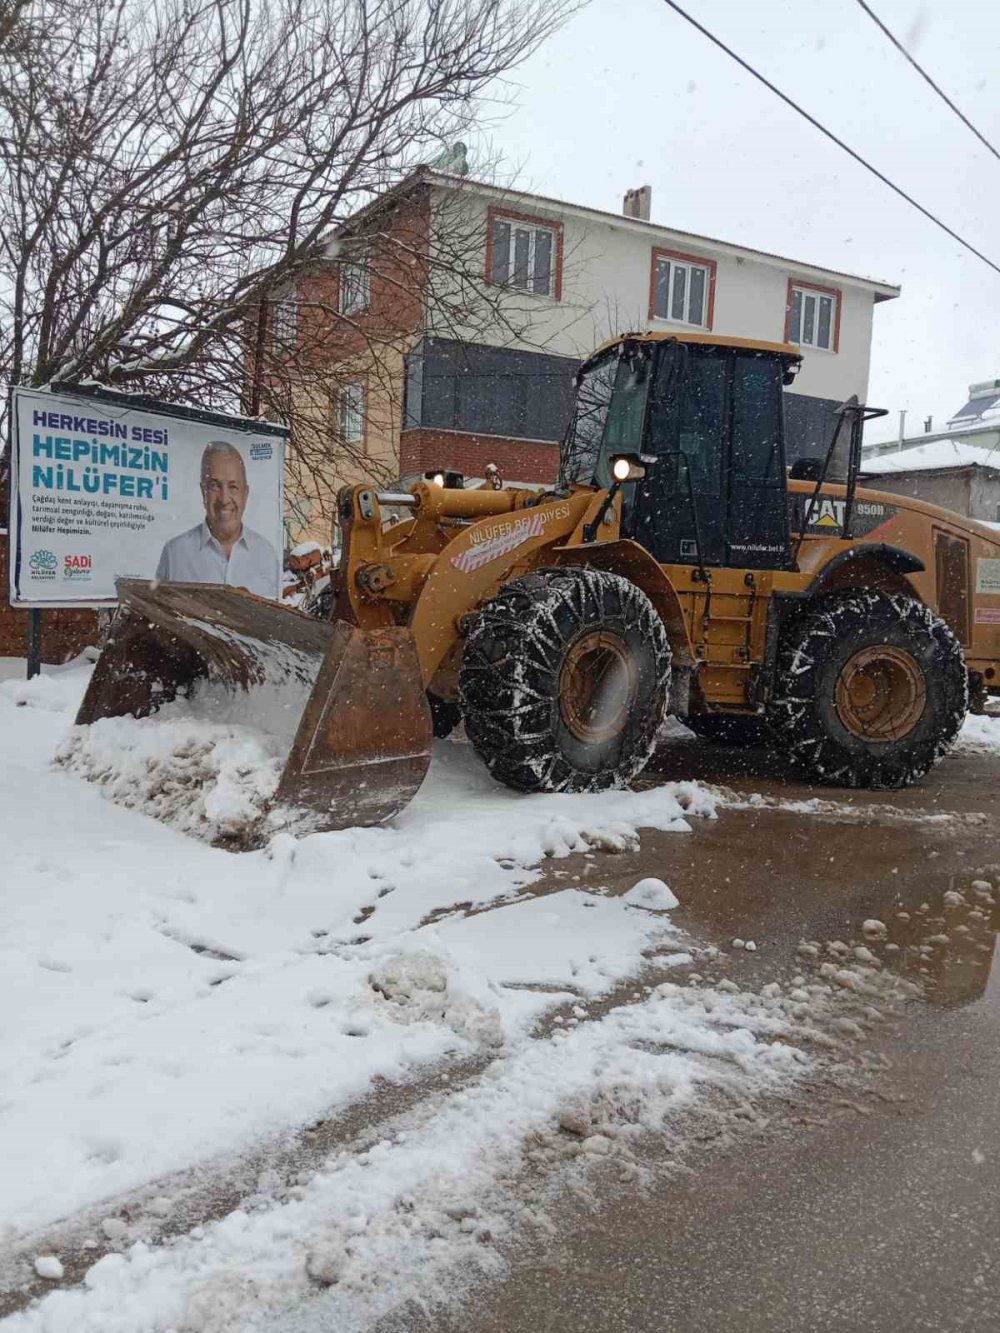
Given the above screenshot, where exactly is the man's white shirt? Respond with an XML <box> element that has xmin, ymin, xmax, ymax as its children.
<box><xmin>155</xmin><ymin>522</ymin><xmax>279</xmax><ymax>598</ymax></box>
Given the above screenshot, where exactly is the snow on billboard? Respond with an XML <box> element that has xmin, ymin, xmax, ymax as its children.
<box><xmin>7</xmin><ymin>385</ymin><xmax>287</xmax><ymax>606</ymax></box>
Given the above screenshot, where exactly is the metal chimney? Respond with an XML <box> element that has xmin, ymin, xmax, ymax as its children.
<box><xmin>623</xmin><ymin>186</ymin><xmax>651</xmax><ymax>221</ymax></box>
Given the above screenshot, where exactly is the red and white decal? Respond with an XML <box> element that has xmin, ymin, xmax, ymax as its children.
<box><xmin>451</xmin><ymin>511</ymin><xmax>547</xmax><ymax>575</ymax></box>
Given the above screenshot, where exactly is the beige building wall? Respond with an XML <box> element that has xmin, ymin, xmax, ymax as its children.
<box><xmin>430</xmin><ymin>182</ymin><xmax>892</xmax><ymax>405</ymax></box>
<box><xmin>283</xmin><ymin>343</ymin><xmax>411</xmax><ymax>549</ymax></box>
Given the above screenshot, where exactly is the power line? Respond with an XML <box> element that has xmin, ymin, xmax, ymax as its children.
<box><xmin>854</xmin><ymin>0</ymin><xmax>1000</xmax><ymax>166</ymax></box>
<box><xmin>660</xmin><ymin>0</ymin><xmax>1000</xmax><ymax>279</ymax></box>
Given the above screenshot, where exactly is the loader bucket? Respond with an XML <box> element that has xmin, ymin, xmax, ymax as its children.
<box><xmin>268</xmin><ymin>618</ymin><xmax>434</xmax><ymax>838</ymax></box>
<box><xmin>74</xmin><ymin>579</ymin><xmax>433</xmax><ymax>841</ymax></box>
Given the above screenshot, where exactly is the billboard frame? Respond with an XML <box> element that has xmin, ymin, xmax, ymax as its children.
<box><xmin>7</xmin><ymin>382</ymin><xmax>289</xmax><ymax>610</ymax></box>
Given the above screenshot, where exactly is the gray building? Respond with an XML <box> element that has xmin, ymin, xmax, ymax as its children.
<box><xmin>862</xmin><ymin>450</ymin><xmax>1000</xmax><ymax>523</ymax></box>
<box><xmin>861</xmin><ymin>373</ymin><xmax>1000</xmax><ymax>521</ymax></box>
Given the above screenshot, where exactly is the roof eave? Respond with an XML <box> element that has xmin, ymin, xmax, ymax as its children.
<box><xmin>423</xmin><ymin>171</ymin><xmax>900</xmax><ymax>298</ymax></box>
<box><xmin>862</xmin><ymin>463</ymin><xmax>1000</xmax><ymax>479</ymax></box>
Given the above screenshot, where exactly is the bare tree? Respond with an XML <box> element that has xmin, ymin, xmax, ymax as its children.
<box><xmin>0</xmin><ymin>0</ymin><xmax>576</xmax><ymax>438</ymax></box>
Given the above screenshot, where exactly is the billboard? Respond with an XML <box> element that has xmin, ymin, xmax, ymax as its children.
<box><xmin>7</xmin><ymin>385</ymin><xmax>287</xmax><ymax>607</ymax></box>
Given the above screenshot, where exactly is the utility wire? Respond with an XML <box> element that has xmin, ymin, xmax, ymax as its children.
<box><xmin>854</xmin><ymin>0</ymin><xmax>1000</xmax><ymax>165</ymax></box>
<box><xmin>660</xmin><ymin>0</ymin><xmax>1000</xmax><ymax>279</ymax></box>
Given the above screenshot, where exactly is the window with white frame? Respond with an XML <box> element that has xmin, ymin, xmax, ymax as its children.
<box><xmin>339</xmin><ymin>382</ymin><xmax>365</xmax><ymax>442</ymax></box>
<box><xmin>490</xmin><ymin>215</ymin><xmax>558</xmax><ymax>296</ymax></box>
<box><xmin>788</xmin><ymin>284</ymin><xmax>838</xmax><ymax>351</ymax></box>
<box><xmin>651</xmin><ymin>252</ymin><xmax>712</xmax><ymax>328</ymax></box>
<box><xmin>271</xmin><ymin>296</ymin><xmax>298</xmax><ymax>349</ymax></box>
<box><xmin>339</xmin><ymin>260</ymin><xmax>370</xmax><ymax>316</ymax></box>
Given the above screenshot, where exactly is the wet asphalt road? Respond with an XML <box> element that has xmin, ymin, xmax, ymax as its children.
<box><xmin>400</xmin><ymin>737</ymin><xmax>1000</xmax><ymax>1333</ymax></box>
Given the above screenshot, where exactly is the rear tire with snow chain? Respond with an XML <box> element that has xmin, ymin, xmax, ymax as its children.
<box><xmin>460</xmin><ymin>567</ymin><xmax>671</xmax><ymax>794</ymax></box>
<box><xmin>768</xmin><ymin>589</ymin><xmax>967</xmax><ymax>789</ymax></box>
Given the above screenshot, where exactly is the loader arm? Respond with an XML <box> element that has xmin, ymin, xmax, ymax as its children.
<box><xmin>405</xmin><ymin>488</ymin><xmax>595</xmax><ymax>682</ymax></box>
<box><xmin>336</xmin><ymin>481</ymin><xmax>598</xmax><ymax>684</ymax></box>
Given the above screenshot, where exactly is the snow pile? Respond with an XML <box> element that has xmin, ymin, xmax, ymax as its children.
<box><xmin>289</xmin><ymin>539</ymin><xmax>323</xmax><ymax>558</ymax></box>
<box><xmin>55</xmin><ymin>669</ymin><xmax>319</xmax><ymax>842</ymax></box>
<box><xmin>368</xmin><ymin>947</ymin><xmax>505</xmax><ymax>1049</ymax></box>
<box><xmin>31</xmin><ymin>1256</ymin><xmax>63</xmax><ymax>1282</ymax></box>
<box><xmin>959</xmin><ymin>710</ymin><xmax>1000</xmax><ymax>751</ymax></box>
<box><xmin>56</xmin><ymin>713</ymin><xmax>283</xmax><ymax>842</ymax></box>
<box><xmin>622</xmin><ymin>877</ymin><xmax>679</xmax><ymax>911</ymax></box>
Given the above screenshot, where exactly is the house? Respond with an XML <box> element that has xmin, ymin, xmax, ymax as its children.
<box><xmin>274</xmin><ymin>169</ymin><xmax>899</xmax><ymax>544</ymax></box>
<box><xmin>861</xmin><ymin>439</ymin><xmax>1000</xmax><ymax>524</ymax></box>
<box><xmin>864</xmin><ymin>376</ymin><xmax>1000</xmax><ymax>465</ymax></box>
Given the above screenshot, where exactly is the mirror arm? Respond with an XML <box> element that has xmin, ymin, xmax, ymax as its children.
<box><xmin>582</xmin><ymin>479</ymin><xmax>622</xmax><ymax>543</ymax></box>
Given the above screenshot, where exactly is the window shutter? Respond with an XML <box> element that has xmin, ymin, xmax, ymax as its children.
<box><xmin>340</xmin><ymin>261</ymin><xmax>370</xmax><ymax>315</ymax></box>
<box><xmin>688</xmin><ymin>266</ymin><xmax>706</xmax><ymax>325</ymax></box>
<box><xmin>340</xmin><ymin>383</ymin><xmax>364</xmax><ymax>442</ymax></box>
<box><xmin>512</xmin><ymin>228</ymin><xmax>531</xmax><ymax>288</ymax></box>
<box><xmin>654</xmin><ymin>259</ymin><xmax>670</xmax><ymax>319</ymax></box>
<box><xmin>817</xmin><ymin>295</ymin><xmax>832</xmax><ymax>349</ymax></box>
<box><xmin>533</xmin><ymin>229</ymin><xmax>552</xmax><ymax>295</ymax></box>
<box><xmin>491</xmin><ymin>220</ymin><xmax>510</xmax><ymax>283</ymax></box>
<box><xmin>670</xmin><ymin>264</ymin><xmax>687</xmax><ymax>322</ymax></box>
<box><xmin>272</xmin><ymin>298</ymin><xmax>297</xmax><ymax>348</ymax></box>
<box><xmin>789</xmin><ymin>288</ymin><xmax>803</xmax><ymax>341</ymax></box>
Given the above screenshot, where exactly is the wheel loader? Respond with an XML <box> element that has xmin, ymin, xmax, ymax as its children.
<box><xmin>74</xmin><ymin>332</ymin><xmax>1000</xmax><ymax>842</ymax></box>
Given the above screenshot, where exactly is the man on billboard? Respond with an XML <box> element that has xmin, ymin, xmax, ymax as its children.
<box><xmin>155</xmin><ymin>440</ymin><xmax>278</xmax><ymax>597</ymax></box>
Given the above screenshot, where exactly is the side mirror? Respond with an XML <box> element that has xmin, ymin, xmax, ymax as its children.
<box><xmin>610</xmin><ymin>453</ymin><xmax>652</xmax><ymax>483</ymax></box>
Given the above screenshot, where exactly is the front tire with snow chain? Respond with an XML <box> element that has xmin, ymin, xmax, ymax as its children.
<box><xmin>768</xmin><ymin>589</ymin><xmax>967</xmax><ymax>789</ymax></box>
<box><xmin>460</xmin><ymin>568</ymin><xmax>672</xmax><ymax>794</ymax></box>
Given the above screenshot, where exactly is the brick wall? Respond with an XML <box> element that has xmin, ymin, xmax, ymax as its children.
<box><xmin>295</xmin><ymin>187</ymin><xmax>430</xmax><ymax>364</ymax></box>
<box><xmin>0</xmin><ymin>533</ymin><xmax>99</xmax><ymax>662</ymax></box>
<box><xmin>271</xmin><ymin>188</ymin><xmax>431</xmax><ymax>544</ymax></box>
<box><xmin>399</xmin><ymin>428</ymin><xmax>560</xmax><ymax>486</ymax></box>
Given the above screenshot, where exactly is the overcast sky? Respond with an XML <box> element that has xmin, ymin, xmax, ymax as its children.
<box><xmin>477</xmin><ymin>0</ymin><xmax>1000</xmax><ymax>444</ymax></box>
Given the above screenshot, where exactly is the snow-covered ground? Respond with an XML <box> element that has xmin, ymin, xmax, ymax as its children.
<box><xmin>0</xmin><ymin>657</ymin><xmax>983</xmax><ymax>1331</ymax></box>
<box><xmin>0</xmin><ymin>662</ymin><xmax>714</xmax><ymax>1236</ymax></box>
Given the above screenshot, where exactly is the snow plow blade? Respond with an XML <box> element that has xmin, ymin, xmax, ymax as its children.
<box><xmin>75</xmin><ymin>579</ymin><xmax>433</xmax><ymax>840</ymax></box>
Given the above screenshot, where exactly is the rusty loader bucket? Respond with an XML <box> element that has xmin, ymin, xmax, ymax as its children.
<box><xmin>75</xmin><ymin>579</ymin><xmax>433</xmax><ymax>840</ymax></box>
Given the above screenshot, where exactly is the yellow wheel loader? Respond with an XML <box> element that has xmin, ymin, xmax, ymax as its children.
<box><xmin>75</xmin><ymin>332</ymin><xmax>1000</xmax><ymax>841</ymax></box>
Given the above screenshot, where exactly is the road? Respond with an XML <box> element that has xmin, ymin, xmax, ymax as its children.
<box><xmin>390</xmin><ymin>734</ymin><xmax>1000</xmax><ymax>1333</ymax></box>
<box><xmin>3</xmin><ymin>726</ymin><xmax>997</xmax><ymax>1329</ymax></box>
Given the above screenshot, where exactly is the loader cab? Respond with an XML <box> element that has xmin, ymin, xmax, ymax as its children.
<box><xmin>562</xmin><ymin>336</ymin><xmax>802</xmax><ymax>570</ymax></box>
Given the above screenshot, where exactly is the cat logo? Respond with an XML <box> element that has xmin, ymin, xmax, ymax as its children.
<box><xmin>808</xmin><ymin>498</ymin><xmax>845</xmax><ymax>529</ymax></box>
<box><xmin>796</xmin><ymin>495</ymin><xmax>896</xmax><ymax>538</ymax></box>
